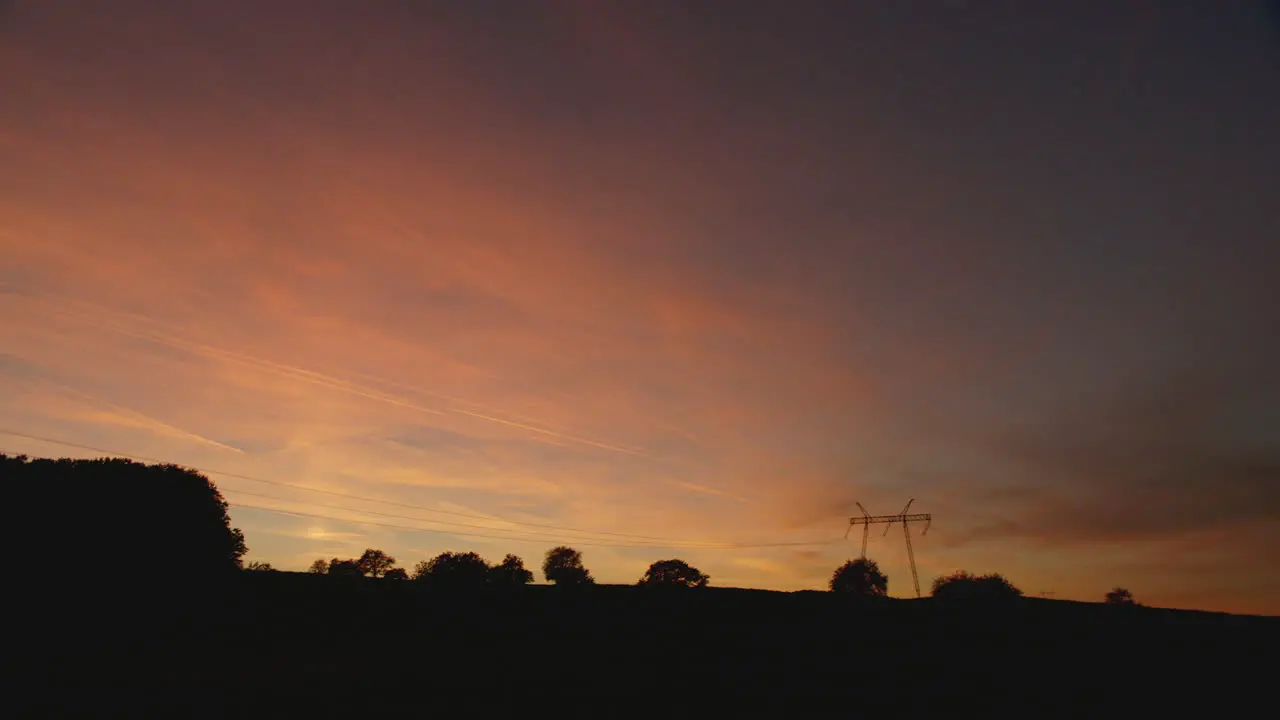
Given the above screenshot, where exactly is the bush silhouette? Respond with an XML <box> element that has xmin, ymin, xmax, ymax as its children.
<box><xmin>308</xmin><ymin>558</ymin><xmax>329</xmax><ymax>574</ymax></box>
<box><xmin>245</xmin><ymin>561</ymin><xmax>276</xmax><ymax>572</ymax></box>
<box><xmin>829</xmin><ymin>558</ymin><xmax>888</xmax><ymax>597</ymax></box>
<box><xmin>639</xmin><ymin>559</ymin><xmax>709</xmax><ymax>588</ymax></box>
<box><xmin>1105</xmin><ymin>587</ymin><xmax>1139</xmax><ymax>606</ymax></box>
<box><xmin>414</xmin><ymin>551</ymin><xmax>491</xmax><ymax>588</ymax></box>
<box><xmin>356</xmin><ymin>548</ymin><xmax>397</xmax><ymax>578</ymax></box>
<box><xmin>327</xmin><ymin>559</ymin><xmax>364</xmax><ymax>578</ymax></box>
<box><xmin>4</xmin><ymin>454</ymin><xmax>246</xmax><ymax>581</ymax></box>
<box><xmin>489</xmin><ymin>554</ymin><xmax>534</xmax><ymax>586</ymax></box>
<box><xmin>383</xmin><ymin>567</ymin><xmax>409</xmax><ymax>580</ymax></box>
<box><xmin>543</xmin><ymin>546</ymin><xmax>594</xmax><ymax>586</ymax></box>
<box><xmin>931</xmin><ymin>571</ymin><xmax>1023</xmax><ymax>600</ymax></box>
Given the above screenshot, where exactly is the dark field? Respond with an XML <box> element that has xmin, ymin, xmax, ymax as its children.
<box><xmin>22</xmin><ymin>572</ymin><xmax>1277</xmax><ymax>716</ymax></box>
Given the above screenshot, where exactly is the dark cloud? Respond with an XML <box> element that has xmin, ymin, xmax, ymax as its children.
<box><xmin>951</xmin><ymin>359</ymin><xmax>1280</xmax><ymax>548</ymax></box>
<box><xmin>790</xmin><ymin>549</ymin><xmax>823</xmax><ymax>564</ymax></box>
<box><xmin>778</xmin><ymin>351</ymin><xmax>1280</xmax><ymax>558</ymax></box>
<box><xmin>3</xmin><ymin>0</ymin><xmax>1278</xmax><ymax>609</ymax></box>
<box><xmin>0</xmin><ymin>352</ymin><xmax>45</xmax><ymax>380</ymax></box>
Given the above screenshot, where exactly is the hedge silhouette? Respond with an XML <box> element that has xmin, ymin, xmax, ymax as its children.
<box><xmin>4</xmin><ymin>453</ymin><xmax>246</xmax><ymax>581</ymax></box>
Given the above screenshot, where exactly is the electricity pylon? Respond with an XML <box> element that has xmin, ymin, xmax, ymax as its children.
<box><xmin>844</xmin><ymin>498</ymin><xmax>932</xmax><ymax>598</ymax></box>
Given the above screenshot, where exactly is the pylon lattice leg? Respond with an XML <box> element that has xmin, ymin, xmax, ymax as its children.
<box><xmin>903</xmin><ymin>520</ymin><xmax>920</xmax><ymax>598</ymax></box>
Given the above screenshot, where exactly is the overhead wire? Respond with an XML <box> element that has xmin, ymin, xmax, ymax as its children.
<box><xmin>0</xmin><ymin>430</ymin><xmax>840</xmax><ymax>550</ymax></box>
<box><xmin>231</xmin><ymin>503</ymin><xmax>837</xmax><ymax>550</ymax></box>
<box><xmin>221</xmin><ymin>487</ymin><xmax>746</xmax><ymax>548</ymax></box>
<box><xmin>0</xmin><ymin>429</ymin><xmax>704</xmax><ymax>542</ymax></box>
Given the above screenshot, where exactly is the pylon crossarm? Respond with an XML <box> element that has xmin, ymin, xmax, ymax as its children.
<box><xmin>847</xmin><ymin>513</ymin><xmax>932</xmax><ymax>525</ymax></box>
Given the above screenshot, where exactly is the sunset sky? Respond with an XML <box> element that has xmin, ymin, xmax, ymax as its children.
<box><xmin>2</xmin><ymin>2</ymin><xmax>1278</xmax><ymax>613</ymax></box>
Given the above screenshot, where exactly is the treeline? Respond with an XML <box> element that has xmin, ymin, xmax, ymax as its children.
<box><xmin>830</xmin><ymin>557</ymin><xmax>1140</xmax><ymax>605</ymax></box>
<box><xmin>259</xmin><ymin>546</ymin><xmax>712</xmax><ymax>589</ymax></box>
<box><xmin>4</xmin><ymin>453</ymin><xmax>1139</xmax><ymax>605</ymax></box>
<box><xmin>270</xmin><ymin>544</ymin><xmax>1138</xmax><ymax>605</ymax></box>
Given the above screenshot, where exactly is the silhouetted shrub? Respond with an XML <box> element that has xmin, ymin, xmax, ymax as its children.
<box><xmin>4</xmin><ymin>453</ymin><xmax>246</xmax><ymax>581</ymax></box>
<box><xmin>930</xmin><ymin>571</ymin><xmax>1022</xmax><ymax>600</ymax></box>
<box><xmin>245</xmin><ymin>561</ymin><xmax>276</xmax><ymax>572</ymax></box>
<box><xmin>1105</xmin><ymin>587</ymin><xmax>1139</xmax><ymax>606</ymax></box>
<box><xmin>356</xmin><ymin>548</ymin><xmax>397</xmax><ymax>578</ymax></box>
<box><xmin>638</xmin><ymin>559</ymin><xmax>709</xmax><ymax>588</ymax></box>
<box><xmin>543</xmin><ymin>546</ymin><xmax>594</xmax><ymax>586</ymax></box>
<box><xmin>327</xmin><ymin>559</ymin><xmax>364</xmax><ymax>578</ymax></box>
<box><xmin>489</xmin><ymin>554</ymin><xmax>534</xmax><ymax>586</ymax></box>
<box><xmin>414</xmin><ymin>551</ymin><xmax>491</xmax><ymax>588</ymax></box>
<box><xmin>829</xmin><ymin>558</ymin><xmax>888</xmax><ymax>597</ymax></box>
<box><xmin>308</xmin><ymin>558</ymin><xmax>329</xmax><ymax>574</ymax></box>
<box><xmin>383</xmin><ymin>567</ymin><xmax>409</xmax><ymax>580</ymax></box>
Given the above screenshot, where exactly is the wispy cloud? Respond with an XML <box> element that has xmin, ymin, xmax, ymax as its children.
<box><xmin>2</xmin><ymin>1</ymin><xmax>1277</xmax><ymax>613</ymax></box>
<box><xmin>9</xmin><ymin>291</ymin><xmax>649</xmax><ymax>456</ymax></box>
<box><xmin>257</xmin><ymin>526</ymin><xmax>366</xmax><ymax>542</ymax></box>
<box><xmin>663</xmin><ymin>478</ymin><xmax>753</xmax><ymax>504</ymax></box>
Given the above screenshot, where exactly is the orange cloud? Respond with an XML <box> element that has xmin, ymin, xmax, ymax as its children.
<box><xmin>2</xmin><ymin>1</ymin><xmax>1277</xmax><ymax>615</ymax></box>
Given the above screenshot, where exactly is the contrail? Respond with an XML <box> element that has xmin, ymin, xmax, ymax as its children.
<box><xmin>43</xmin><ymin>381</ymin><xmax>245</xmax><ymax>454</ymax></box>
<box><xmin>11</xmin><ymin>290</ymin><xmax>649</xmax><ymax>456</ymax></box>
<box><xmin>447</xmin><ymin>406</ymin><xmax>645</xmax><ymax>455</ymax></box>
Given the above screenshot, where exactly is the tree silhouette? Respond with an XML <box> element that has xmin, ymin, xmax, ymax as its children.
<box><xmin>414</xmin><ymin>551</ymin><xmax>491</xmax><ymax>588</ymax></box>
<box><xmin>829</xmin><ymin>558</ymin><xmax>888</xmax><ymax>597</ymax></box>
<box><xmin>356</xmin><ymin>548</ymin><xmax>397</xmax><ymax>578</ymax></box>
<box><xmin>308</xmin><ymin>558</ymin><xmax>329</xmax><ymax>574</ymax></box>
<box><xmin>1105</xmin><ymin>587</ymin><xmax>1138</xmax><ymax>606</ymax></box>
<box><xmin>4</xmin><ymin>454</ymin><xmax>246</xmax><ymax>581</ymax></box>
<box><xmin>489</xmin><ymin>554</ymin><xmax>534</xmax><ymax>586</ymax></box>
<box><xmin>931</xmin><ymin>571</ymin><xmax>1023</xmax><ymax>600</ymax></box>
<box><xmin>245</xmin><ymin>561</ymin><xmax>276</xmax><ymax>572</ymax></box>
<box><xmin>543</xmin><ymin>546</ymin><xmax>594</xmax><ymax>586</ymax></box>
<box><xmin>383</xmin><ymin>567</ymin><xmax>409</xmax><ymax>581</ymax></box>
<box><xmin>327</xmin><ymin>558</ymin><xmax>364</xmax><ymax>578</ymax></box>
<box><xmin>639</xmin><ymin>559</ymin><xmax>709</xmax><ymax>588</ymax></box>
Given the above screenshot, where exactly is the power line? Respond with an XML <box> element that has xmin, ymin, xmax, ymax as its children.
<box><xmin>0</xmin><ymin>430</ymin><xmax>839</xmax><ymax>550</ymax></box>
<box><xmin>222</xmin><ymin>487</ymin><xmax>742</xmax><ymax>548</ymax></box>
<box><xmin>230</xmin><ymin>502</ymin><xmax>837</xmax><ymax>550</ymax></box>
<box><xmin>0</xmin><ymin>429</ymin><xmax>704</xmax><ymax>542</ymax></box>
<box><xmin>232</xmin><ymin>502</ymin><xmax>655</xmax><ymax>548</ymax></box>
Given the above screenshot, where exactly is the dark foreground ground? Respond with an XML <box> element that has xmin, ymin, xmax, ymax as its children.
<box><xmin>20</xmin><ymin>572</ymin><xmax>1279</xmax><ymax>716</ymax></box>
